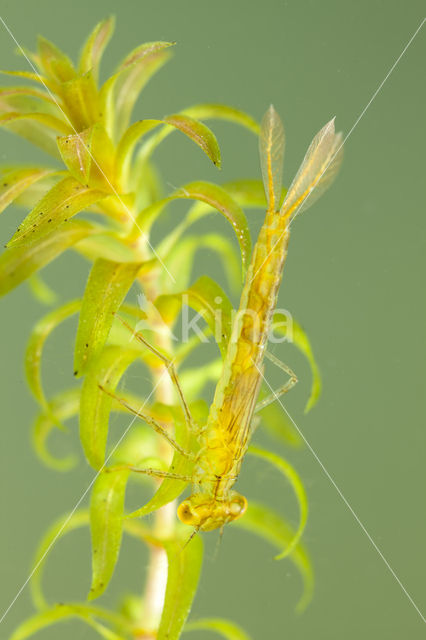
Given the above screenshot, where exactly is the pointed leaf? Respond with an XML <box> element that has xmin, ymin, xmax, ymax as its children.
<box><xmin>272</xmin><ymin>313</ymin><xmax>321</xmax><ymax>411</ymax></box>
<box><xmin>32</xmin><ymin>388</ymin><xmax>80</xmax><ymax>471</ymax></box>
<box><xmin>6</xmin><ymin>176</ymin><xmax>106</xmax><ymax>248</ymax></box>
<box><xmin>79</xmin><ymin>17</ymin><xmax>115</xmax><ymax>82</ymax></box>
<box><xmin>37</xmin><ymin>36</ymin><xmax>76</xmax><ymax>83</ymax></box>
<box><xmin>138</xmin><ymin>103</ymin><xmax>259</xmax><ymax>162</ymax></box>
<box><xmin>80</xmin><ymin>345</ymin><xmax>142</xmax><ymax>468</ymax></box>
<box><xmin>89</xmin><ymin>468</ymin><xmax>130</xmax><ymax>600</ymax></box>
<box><xmin>0</xmin><ymin>219</ymin><xmax>95</xmax><ymax>296</ymax></box>
<box><xmin>74</xmin><ymin>258</ymin><xmax>142</xmax><ymax>376</ymax></box>
<box><xmin>248</xmin><ymin>446</ymin><xmax>308</xmax><ymax>559</ymax></box>
<box><xmin>0</xmin><ymin>167</ymin><xmax>61</xmax><ymax>215</ymax></box>
<box><xmin>233</xmin><ymin>501</ymin><xmax>314</xmax><ymax>612</ymax></box>
<box><xmin>116</xmin><ymin>115</ymin><xmax>220</xmax><ymax>190</ymax></box>
<box><xmin>185</xmin><ymin>618</ymin><xmax>251</xmax><ymax>640</ymax></box>
<box><xmin>100</xmin><ymin>41</ymin><xmax>174</xmax><ymax>139</ymax></box>
<box><xmin>25</xmin><ymin>299</ymin><xmax>80</xmax><ymax>412</ymax></box>
<box><xmin>157</xmin><ymin>532</ymin><xmax>203</xmax><ymax>640</ymax></box>
<box><xmin>164</xmin><ymin>114</ymin><xmax>221</xmax><ymax>167</ymax></box>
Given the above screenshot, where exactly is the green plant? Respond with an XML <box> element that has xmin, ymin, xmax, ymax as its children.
<box><xmin>0</xmin><ymin>17</ymin><xmax>322</xmax><ymax>640</ymax></box>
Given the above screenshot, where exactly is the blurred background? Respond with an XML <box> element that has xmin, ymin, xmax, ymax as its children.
<box><xmin>0</xmin><ymin>1</ymin><xmax>425</xmax><ymax>638</ymax></box>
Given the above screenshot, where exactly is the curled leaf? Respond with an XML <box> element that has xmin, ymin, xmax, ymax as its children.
<box><xmin>32</xmin><ymin>388</ymin><xmax>80</xmax><ymax>471</ymax></box>
<box><xmin>25</xmin><ymin>299</ymin><xmax>81</xmax><ymax>411</ymax></box>
<box><xmin>116</xmin><ymin>115</ymin><xmax>220</xmax><ymax>190</ymax></box>
<box><xmin>233</xmin><ymin>501</ymin><xmax>314</xmax><ymax>612</ymax></box>
<box><xmin>138</xmin><ymin>102</ymin><xmax>259</xmax><ymax>162</ymax></box>
<box><xmin>157</xmin><ymin>532</ymin><xmax>203</xmax><ymax>640</ymax></box>
<box><xmin>74</xmin><ymin>258</ymin><xmax>142</xmax><ymax>376</ymax></box>
<box><xmin>248</xmin><ymin>445</ymin><xmax>308</xmax><ymax>559</ymax></box>
<box><xmin>89</xmin><ymin>468</ymin><xmax>130</xmax><ymax>600</ymax></box>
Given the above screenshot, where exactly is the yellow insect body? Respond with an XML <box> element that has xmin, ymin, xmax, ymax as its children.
<box><xmin>177</xmin><ymin>106</ymin><xmax>343</xmax><ymax>532</ymax></box>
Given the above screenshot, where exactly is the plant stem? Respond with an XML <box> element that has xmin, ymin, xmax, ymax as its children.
<box><xmin>135</xmin><ymin>273</ymin><xmax>177</xmax><ymax>637</ymax></box>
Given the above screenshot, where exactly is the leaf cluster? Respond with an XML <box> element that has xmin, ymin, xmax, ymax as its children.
<box><xmin>1</xmin><ymin>18</ymin><xmax>321</xmax><ymax>640</ymax></box>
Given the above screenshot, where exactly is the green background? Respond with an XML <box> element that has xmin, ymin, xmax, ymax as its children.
<box><xmin>0</xmin><ymin>1</ymin><xmax>425</xmax><ymax>638</ymax></box>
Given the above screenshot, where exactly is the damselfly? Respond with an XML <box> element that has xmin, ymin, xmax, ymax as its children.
<box><xmin>108</xmin><ymin>105</ymin><xmax>343</xmax><ymax>534</ymax></box>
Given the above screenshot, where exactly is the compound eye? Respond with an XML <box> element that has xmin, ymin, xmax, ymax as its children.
<box><xmin>229</xmin><ymin>495</ymin><xmax>247</xmax><ymax>519</ymax></box>
<box><xmin>177</xmin><ymin>500</ymin><xmax>197</xmax><ymax>525</ymax></box>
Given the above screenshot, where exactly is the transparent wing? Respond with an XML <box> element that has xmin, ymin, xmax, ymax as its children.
<box><xmin>259</xmin><ymin>105</ymin><xmax>285</xmax><ymax>212</ymax></box>
<box><xmin>280</xmin><ymin>118</ymin><xmax>343</xmax><ymax>221</ymax></box>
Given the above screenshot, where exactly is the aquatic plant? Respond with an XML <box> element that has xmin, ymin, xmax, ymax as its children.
<box><xmin>0</xmin><ymin>17</ymin><xmax>333</xmax><ymax>639</ymax></box>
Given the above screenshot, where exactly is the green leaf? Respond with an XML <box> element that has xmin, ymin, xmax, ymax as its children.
<box><xmin>0</xmin><ymin>111</ymin><xmax>71</xmax><ymax>157</ymax></box>
<box><xmin>0</xmin><ymin>219</ymin><xmax>95</xmax><ymax>296</ymax></box>
<box><xmin>25</xmin><ymin>300</ymin><xmax>81</xmax><ymax>409</ymax></box>
<box><xmin>79</xmin><ymin>345</ymin><xmax>142</xmax><ymax>469</ymax></box>
<box><xmin>233</xmin><ymin>501</ymin><xmax>314</xmax><ymax>612</ymax></box>
<box><xmin>138</xmin><ymin>103</ymin><xmax>259</xmax><ymax>162</ymax></box>
<box><xmin>32</xmin><ymin>388</ymin><xmax>80</xmax><ymax>471</ymax></box>
<box><xmin>25</xmin><ymin>299</ymin><xmax>80</xmax><ymax>412</ymax></box>
<box><xmin>100</xmin><ymin>41</ymin><xmax>174</xmax><ymax>140</ymax></box>
<box><xmin>60</xmin><ymin>72</ymin><xmax>101</xmax><ymax>131</ymax></box>
<box><xmin>30</xmin><ymin>510</ymin><xmax>89</xmax><ymax>610</ymax></box>
<box><xmin>79</xmin><ymin>17</ymin><xmax>115</xmax><ymax>82</ymax></box>
<box><xmin>74</xmin><ymin>258</ymin><xmax>142</xmax><ymax>376</ymax></box>
<box><xmin>157</xmin><ymin>532</ymin><xmax>203</xmax><ymax>640</ymax></box>
<box><xmin>154</xmin><ymin>275</ymin><xmax>233</xmax><ymax>357</ymax></box>
<box><xmin>185</xmin><ymin>618</ymin><xmax>251</xmax><ymax>640</ymax></box>
<box><xmin>89</xmin><ymin>468</ymin><xmax>130</xmax><ymax>600</ymax></box>
<box><xmin>58</xmin><ymin>124</ymin><xmax>116</xmax><ymax>191</ymax></box>
<box><xmin>6</xmin><ymin>176</ymin><xmax>106</xmax><ymax>248</ymax></box>
<box><xmin>10</xmin><ymin>603</ymin><xmax>131</xmax><ymax>640</ymax></box>
<box><xmin>247</xmin><ymin>445</ymin><xmax>308</xmax><ymax>559</ymax></box>
<box><xmin>137</xmin><ymin>182</ymin><xmax>250</xmax><ymax>276</ymax></box>
<box><xmin>116</xmin><ymin>115</ymin><xmax>220</xmax><ymax>189</ymax></box>
<box><xmin>176</xmin><ymin>182</ymin><xmax>251</xmax><ymax>275</ymax></box>
<box><xmin>272</xmin><ymin>313</ymin><xmax>321</xmax><ymax>412</ymax></box>
<box><xmin>37</xmin><ymin>35</ymin><xmax>76</xmax><ymax>83</ymax></box>
<box><xmin>0</xmin><ymin>167</ymin><xmax>61</xmax><ymax>215</ymax></box>
<box><xmin>164</xmin><ymin>114</ymin><xmax>221</xmax><ymax>167</ymax></box>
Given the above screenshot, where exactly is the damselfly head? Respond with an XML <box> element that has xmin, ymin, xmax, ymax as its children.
<box><xmin>177</xmin><ymin>491</ymin><xmax>247</xmax><ymax>532</ymax></box>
